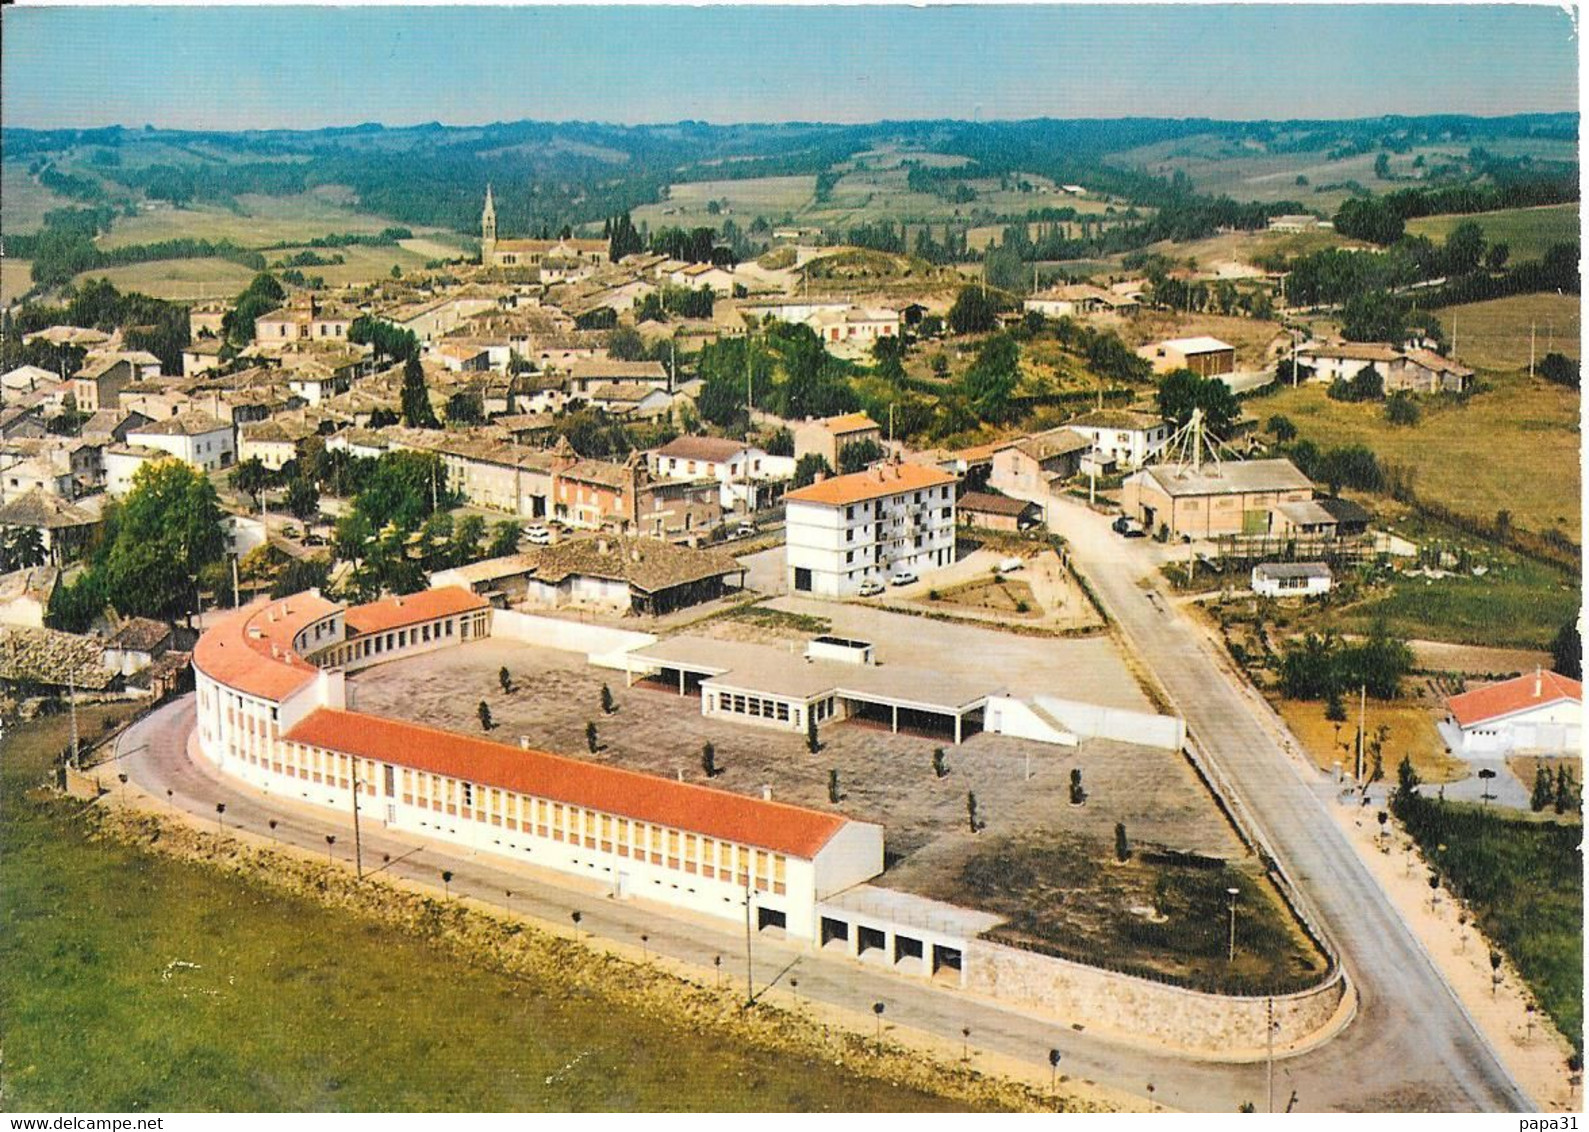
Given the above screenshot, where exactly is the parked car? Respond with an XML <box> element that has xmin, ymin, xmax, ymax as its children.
<box><xmin>1112</xmin><ymin>515</ymin><xmax>1145</xmax><ymax>538</ymax></box>
<box><xmin>998</xmin><ymin>556</ymin><xmax>1025</xmax><ymax>573</ymax></box>
<box><xmin>857</xmin><ymin>579</ymin><xmax>885</xmax><ymax>597</ymax></box>
<box><xmin>889</xmin><ymin>570</ymin><xmax>918</xmax><ymax>587</ymax></box>
<box><xmin>525</xmin><ymin>524</ymin><xmax>552</xmax><ymax>545</ymax></box>
<box><xmin>734</xmin><ymin>522</ymin><xmax>756</xmax><ymax>538</ymax></box>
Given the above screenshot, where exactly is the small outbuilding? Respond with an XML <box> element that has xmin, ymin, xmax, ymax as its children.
<box><xmin>1251</xmin><ymin>562</ymin><xmax>1332</xmax><ymax>598</ymax></box>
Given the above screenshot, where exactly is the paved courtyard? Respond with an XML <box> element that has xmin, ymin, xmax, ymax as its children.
<box><xmin>349</xmin><ymin>635</ymin><xmax>1242</xmax><ymax>907</ymax></box>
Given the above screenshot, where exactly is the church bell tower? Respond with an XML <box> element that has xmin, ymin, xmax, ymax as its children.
<box><xmin>481</xmin><ymin>184</ymin><xmax>498</xmax><ymax>266</ymax></box>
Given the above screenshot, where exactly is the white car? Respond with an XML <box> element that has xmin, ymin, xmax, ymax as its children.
<box><xmin>857</xmin><ymin>579</ymin><xmax>885</xmax><ymax>597</ymax></box>
<box><xmin>889</xmin><ymin>570</ymin><xmax>918</xmax><ymax>587</ymax></box>
<box><xmin>524</xmin><ymin>524</ymin><xmax>552</xmax><ymax>546</ymax></box>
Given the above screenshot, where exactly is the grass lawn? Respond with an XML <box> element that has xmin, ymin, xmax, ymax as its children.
<box><xmin>0</xmin><ymin>709</ymin><xmax>973</xmax><ymax>1112</ymax></box>
<box><xmin>1259</xmin><ymin>373</ymin><xmax>1580</xmax><ymax>540</ymax></box>
<box><xmin>1394</xmin><ymin>791</ymin><xmax>1583</xmax><ymax>1053</ymax></box>
<box><xmin>1275</xmin><ymin>697</ymin><xmax>1465</xmax><ymax>785</ymax></box>
<box><xmin>1440</xmin><ymin>292</ymin><xmax>1583</xmax><ymax>372</ymax></box>
<box><xmin>1406</xmin><ymin>203</ymin><xmax>1580</xmax><ymax>264</ymax></box>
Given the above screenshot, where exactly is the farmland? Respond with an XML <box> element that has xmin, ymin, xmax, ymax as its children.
<box><xmin>1</xmin><ymin>259</ymin><xmax>35</xmax><ymax>306</ymax></box>
<box><xmin>2</xmin><ymin>159</ymin><xmax>73</xmax><ymax>234</ymax></box>
<box><xmin>1259</xmin><ymin>372</ymin><xmax>1581</xmax><ymax>540</ymax></box>
<box><xmin>96</xmin><ymin>191</ymin><xmax>441</xmax><ymax>251</ymax></box>
<box><xmin>1439</xmin><ymin>291</ymin><xmax>1582</xmax><ymax>372</ymax></box>
<box><xmin>1406</xmin><ymin>203</ymin><xmax>1579</xmax><ymax>264</ymax></box>
<box><xmin>0</xmin><ymin>710</ymin><xmax>983</xmax><ymax>1113</ymax></box>
<box><xmin>629</xmin><ymin>175</ymin><xmax>817</xmax><ymax>232</ymax></box>
<box><xmin>69</xmin><ymin>258</ymin><xmax>260</xmax><ymax>302</ymax></box>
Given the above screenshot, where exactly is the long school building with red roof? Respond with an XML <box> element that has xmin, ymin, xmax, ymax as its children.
<box><xmin>192</xmin><ymin>588</ymin><xmax>884</xmax><ymax>940</ymax></box>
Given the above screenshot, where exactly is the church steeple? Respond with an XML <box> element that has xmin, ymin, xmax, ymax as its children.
<box><xmin>481</xmin><ymin>184</ymin><xmax>498</xmax><ymax>266</ymax></box>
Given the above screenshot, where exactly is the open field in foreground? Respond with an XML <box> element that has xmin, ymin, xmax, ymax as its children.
<box><xmin>1394</xmin><ymin>791</ymin><xmax>1583</xmax><ymax>1054</ymax></box>
<box><xmin>1407</xmin><ymin>204</ymin><xmax>1580</xmax><ymax>264</ymax></box>
<box><xmin>1439</xmin><ymin>292</ymin><xmax>1582</xmax><ymax>373</ymax></box>
<box><xmin>0</xmin><ymin>709</ymin><xmax>977</xmax><ymax>1112</ymax></box>
<box><xmin>1259</xmin><ymin>373</ymin><xmax>1581</xmax><ymax>541</ymax></box>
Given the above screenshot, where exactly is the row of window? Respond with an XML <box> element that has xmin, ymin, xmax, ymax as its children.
<box><xmin>712</xmin><ymin>692</ymin><xmax>793</xmax><ymax>722</ymax></box>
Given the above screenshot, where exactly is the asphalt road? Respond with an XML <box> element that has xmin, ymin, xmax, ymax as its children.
<box><xmin>1044</xmin><ymin>497</ymin><xmax>1532</xmax><ymax>1113</ymax></box>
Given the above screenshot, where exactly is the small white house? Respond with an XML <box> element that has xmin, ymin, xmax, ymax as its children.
<box><xmin>126</xmin><ymin>410</ymin><xmax>236</xmax><ymax>473</ymax></box>
<box><xmin>1445</xmin><ymin>669</ymin><xmax>1583</xmax><ymax>757</ymax></box>
<box><xmin>1251</xmin><ymin>562</ymin><xmax>1332</xmax><ymax>598</ymax></box>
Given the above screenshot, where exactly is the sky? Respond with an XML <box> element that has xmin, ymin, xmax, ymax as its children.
<box><xmin>0</xmin><ymin>3</ymin><xmax>1579</xmax><ymax>131</ymax></box>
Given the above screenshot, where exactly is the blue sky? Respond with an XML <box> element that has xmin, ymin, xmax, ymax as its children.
<box><xmin>0</xmin><ymin>4</ymin><xmax>1578</xmax><ymax>130</ymax></box>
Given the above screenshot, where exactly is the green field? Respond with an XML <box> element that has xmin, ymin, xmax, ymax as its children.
<box><xmin>73</xmin><ymin>258</ymin><xmax>261</xmax><ymax>302</ymax></box>
<box><xmin>1406</xmin><ymin>203</ymin><xmax>1579</xmax><ymax>263</ymax></box>
<box><xmin>630</xmin><ymin>175</ymin><xmax>817</xmax><ymax>232</ymax></box>
<box><xmin>98</xmin><ymin>191</ymin><xmax>438</xmax><ymax>251</ymax></box>
<box><xmin>2</xmin><ymin>258</ymin><xmax>35</xmax><ymax>305</ymax></box>
<box><xmin>0</xmin><ymin>710</ymin><xmax>977</xmax><ymax>1112</ymax></box>
<box><xmin>1394</xmin><ymin>790</ymin><xmax>1582</xmax><ymax>1053</ymax></box>
<box><xmin>1261</xmin><ymin>371</ymin><xmax>1581</xmax><ymax>540</ymax></box>
<box><xmin>1440</xmin><ymin>291</ymin><xmax>1582</xmax><ymax>372</ymax></box>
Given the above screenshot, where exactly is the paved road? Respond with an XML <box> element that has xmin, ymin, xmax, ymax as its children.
<box><xmin>1045</xmin><ymin>497</ymin><xmax>1531</xmax><ymax>1113</ymax></box>
<box><xmin>119</xmin><ymin>697</ymin><xmax>1279</xmax><ymax>1113</ymax></box>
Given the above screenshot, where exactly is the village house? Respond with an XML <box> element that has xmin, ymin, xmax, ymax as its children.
<box><xmin>104</xmin><ymin>445</ymin><xmax>172</xmax><ymax>496</ymax></box>
<box><xmin>385</xmin><ymin>428</ymin><xmax>556</xmax><ymax>521</ymax></box>
<box><xmin>100</xmin><ymin>616</ymin><xmax>176</xmax><ymax>677</ymax></box>
<box><xmin>1023</xmin><ymin>283</ymin><xmax>1116</xmax><ymax>320</ymax></box>
<box><xmin>476</xmin><ymin>535</ymin><xmax>745</xmax><ymax>616</ymax></box>
<box><xmin>1120</xmin><ymin>457</ymin><xmax>1314</xmax><ymax>541</ymax></box>
<box><xmin>239</xmin><ymin>416</ymin><xmax>317</xmax><ymax>471</ymax></box>
<box><xmin>955</xmin><ymin>491</ymin><xmax>1041</xmax><ymax>533</ymax></box>
<box><xmin>1293</xmin><ymin>342</ymin><xmax>1474</xmax><ymax>395</ymax></box>
<box><xmin>72</xmin><ymin>354</ymin><xmax>139</xmax><ymax>413</ymax></box>
<box><xmin>181</xmin><ymin>338</ymin><xmax>227</xmax><ymax>379</ymax></box>
<box><xmin>988</xmin><ymin>427</ymin><xmax>1092</xmax><ymax>504</ymax></box>
<box><xmin>582</xmin><ymin>382</ymin><xmax>674</xmax><ymax>419</ymax></box>
<box><xmin>0</xmin><ymin>565</ymin><xmax>60</xmax><ymax>629</ymax></box>
<box><xmin>1443</xmin><ymin>669</ymin><xmax>1582</xmax><ymax>758</ymax></box>
<box><xmin>126</xmin><ymin>410</ymin><xmax>236</xmax><ymax>473</ymax></box>
<box><xmin>784</xmin><ymin>460</ymin><xmax>957</xmax><ymax>597</ymax></box>
<box><xmin>792</xmin><ymin>412</ymin><xmax>883</xmax><ymax>469</ymax></box>
<box><xmin>253</xmin><ymin>295</ymin><xmax>355</xmax><ymax>346</ymax></box>
<box><xmin>1</xmin><ymin>365</ymin><xmax>60</xmax><ymax>400</ymax></box>
<box><xmin>1062</xmin><ymin>409</ymin><xmax>1170</xmax><ymax>470</ymax></box>
<box><xmin>646</xmin><ymin>436</ymin><xmax>788</xmax><ymax>511</ymax></box>
<box><xmin>567</xmin><ymin>359</ymin><xmax>670</xmax><ymax>398</ymax></box>
<box><xmin>0</xmin><ymin>490</ymin><xmax>101</xmax><ymax>562</ymax></box>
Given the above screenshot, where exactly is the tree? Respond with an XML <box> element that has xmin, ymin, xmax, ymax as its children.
<box><xmin>1442</xmin><ymin>221</ymin><xmax>1486</xmax><ymax>277</ymax></box>
<box><xmin>444</xmin><ymin>390</ymin><xmax>484</xmax><ymax>426</ymax></box>
<box><xmin>701</xmin><ymin>741</ymin><xmax>718</xmax><ymax>778</ymax></box>
<box><xmin>477</xmin><ymin>701</ymin><xmax>493</xmax><ymax>731</ymax></box>
<box><xmin>486</xmin><ymin>520</ymin><xmax>521</xmax><ymax>559</ymax></box>
<box><xmin>1395</xmin><ymin>755</ymin><xmax>1421</xmax><ymax>804</ymax></box>
<box><xmin>400</xmin><ymin>355</ymin><xmax>439</xmax><ymax>429</ymax></box>
<box><xmin>791</xmin><ymin>453</ymin><xmax>831</xmax><ymax>489</ymax></box>
<box><xmin>947</xmin><ymin>286</ymin><xmax>999</xmax><ymax>335</ymax></box>
<box><xmin>1068</xmin><ymin>767</ymin><xmax>1085</xmax><ymax>805</ymax></box>
<box><xmin>1532</xmin><ymin>763</ymin><xmax>1555</xmax><ymax>812</ymax></box>
<box><xmin>450</xmin><ymin>513</ymin><xmax>486</xmax><ymax>564</ymax></box>
<box><xmin>837</xmin><ymin>438</ymin><xmax>886</xmax><ymax>474</ymax></box>
<box><xmin>285</xmin><ymin>476</ymin><xmax>319</xmax><ymax>521</ymax></box>
<box><xmin>932</xmin><ymin>748</ymin><xmax>948</xmax><ymax>778</ymax></box>
<box><xmin>1384</xmin><ymin>391</ymin><xmax>1420</xmax><ymax>426</ymax></box>
<box><xmin>1266</xmin><ymin>414</ymin><xmax>1297</xmax><ymax>442</ymax></box>
<box><xmin>1555</xmin><ymin>765</ymin><xmax>1577</xmax><ymax>815</ymax></box>
<box><xmin>269</xmin><ymin>554</ymin><xmax>330</xmax><ymax>599</ymax></box>
<box><xmin>1114</xmin><ymin>822</ymin><xmax>1130</xmax><ymax>863</ymax></box>
<box><xmin>1551</xmin><ymin>618</ymin><xmax>1582</xmax><ymax>679</ymax></box>
<box><xmin>1538</xmin><ymin>353</ymin><xmax>1579</xmax><ymax>390</ymax></box>
<box><xmin>966</xmin><ymin>791</ymin><xmax>980</xmax><ymax>833</ymax></box>
<box><xmin>1156</xmin><ymin>368</ymin><xmax>1239</xmax><ymax>435</ymax></box>
<box><xmin>1325</xmin><ymin>690</ymin><xmax>1348</xmax><ymax>723</ymax></box>
<box><xmin>601</xmin><ymin>683</ymin><xmax>615</xmax><ymax>715</ymax></box>
<box><xmin>961</xmin><ymin>333</ymin><xmax>1020</xmax><ymax>423</ymax></box>
<box><xmin>4</xmin><ymin>526</ymin><xmax>46</xmax><ymax>570</ymax></box>
<box><xmin>1341</xmin><ymin>290</ymin><xmax>1407</xmax><ymax>345</ymax></box>
<box><xmin>499</xmin><ymin>666</ymin><xmax>513</xmax><ymax>695</ymax></box>
<box><xmin>871</xmin><ymin>334</ymin><xmax>906</xmax><ymax>384</ymax></box>
<box><xmin>1484</xmin><ymin>242</ymin><xmax>1510</xmax><ymax>272</ymax></box>
<box><xmin>827</xmin><ymin>768</ymin><xmax>840</xmax><ymax>804</ymax></box>
<box><xmin>607</xmin><ymin>325</ymin><xmax>646</xmax><ymax>361</ymax></box>
<box><xmin>807</xmin><ymin>713</ymin><xmax>820</xmax><ymax>755</ymax></box>
<box><xmin>232</xmin><ymin>457</ymin><xmax>271</xmax><ymax>506</ymax></box>
<box><xmin>585</xmin><ymin>720</ymin><xmax>599</xmax><ymax>754</ymax></box>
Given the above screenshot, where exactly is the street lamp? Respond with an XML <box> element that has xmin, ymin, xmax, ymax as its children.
<box><xmin>872</xmin><ymin>1001</ymin><xmax>886</xmax><ymax>1044</ymax></box>
<box><xmin>1226</xmin><ymin>887</ymin><xmax>1241</xmax><ymax>962</ymax></box>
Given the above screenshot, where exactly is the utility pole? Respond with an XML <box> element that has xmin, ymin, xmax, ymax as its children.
<box><xmin>350</xmin><ymin>774</ymin><xmax>365</xmax><ymax>879</ymax></box>
<box><xmin>67</xmin><ymin>670</ymin><xmax>80</xmax><ymax>769</ymax></box>
<box><xmin>743</xmin><ymin>876</ymin><xmax>755</xmax><ymax>1008</ymax></box>
<box><xmin>1356</xmin><ymin>684</ymin><xmax>1367</xmax><ymax>781</ymax></box>
<box><xmin>1266</xmin><ymin>996</ymin><xmax>1276</xmax><ymax>1113</ymax></box>
<box><xmin>231</xmin><ymin>555</ymin><xmax>240</xmax><ymax>609</ymax></box>
<box><xmin>1529</xmin><ymin>322</ymin><xmax>1537</xmax><ymax>379</ymax></box>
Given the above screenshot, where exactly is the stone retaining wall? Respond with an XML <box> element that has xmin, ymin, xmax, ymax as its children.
<box><xmin>965</xmin><ymin>938</ymin><xmax>1347</xmax><ymax>1055</ymax></box>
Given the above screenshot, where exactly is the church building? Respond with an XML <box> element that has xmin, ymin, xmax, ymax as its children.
<box><xmin>481</xmin><ymin>186</ymin><xmax>607</xmax><ymax>270</ymax></box>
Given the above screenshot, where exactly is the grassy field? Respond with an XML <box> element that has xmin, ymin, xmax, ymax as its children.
<box><xmin>70</xmin><ymin>258</ymin><xmax>261</xmax><ymax>302</ymax></box>
<box><xmin>630</xmin><ymin>176</ymin><xmax>817</xmax><ymax>232</ymax></box>
<box><xmin>2</xmin><ymin>259</ymin><xmax>35</xmax><ymax>305</ymax></box>
<box><xmin>1406</xmin><ymin>203</ymin><xmax>1579</xmax><ymax>264</ymax></box>
<box><xmin>265</xmin><ymin>243</ymin><xmax>445</xmax><ymax>287</ymax></box>
<box><xmin>97</xmin><ymin>191</ymin><xmax>436</xmax><ymax>251</ymax></box>
<box><xmin>1333</xmin><ymin>561</ymin><xmax>1580</xmax><ymax>651</ymax></box>
<box><xmin>1259</xmin><ymin>373</ymin><xmax>1580</xmax><ymax>540</ymax></box>
<box><xmin>1</xmin><ymin>161</ymin><xmax>74</xmax><ymax>234</ymax></box>
<box><xmin>1275</xmin><ymin>697</ymin><xmax>1465</xmax><ymax>785</ymax></box>
<box><xmin>1394</xmin><ymin>791</ymin><xmax>1583</xmax><ymax>1053</ymax></box>
<box><xmin>0</xmin><ymin>710</ymin><xmax>975</xmax><ymax>1112</ymax></box>
<box><xmin>1440</xmin><ymin>292</ymin><xmax>1582</xmax><ymax>372</ymax></box>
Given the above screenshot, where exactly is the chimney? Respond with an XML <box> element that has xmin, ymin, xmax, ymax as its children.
<box><xmin>761</xmin><ymin>784</ymin><xmax>772</xmax><ymax>801</ymax></box>
<box><xmin>813</xmin><ymin>470</ymin><xmax>826</xmax><ymax>483</ymax></box>
<box><xmin>1535</xmin><ymin>665</ymin><xmax>1543</xmax><ymax>698</ymax></box>
<box><xmin>520</xmin><ymin>736</ymin><xmax>530</xmax><ymax>750</ymax></box>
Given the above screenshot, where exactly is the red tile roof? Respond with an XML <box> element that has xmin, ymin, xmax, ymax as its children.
<box><xmin>193</xmin><ymin>594</ymin><xmax>339</xmax><ymax>701</ymax></box>
<box><xmin>1448</xmin><ymin>670</ymin><xmax>1582</xmax><ymax>728</ymax></box>
<box><xmin>284</xmin><ymin>708</ymin><xmax>850</xmax><ymax>858</ymax></box>
<box><xmin>343</xmin><ymin>587</ymin><xmax>488</xmax><ymax>636</ymax></box>
<box><xmin>784</xmin><ymin>461</ymin><xmax>955</xmax><ymax>507</ymax></box>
